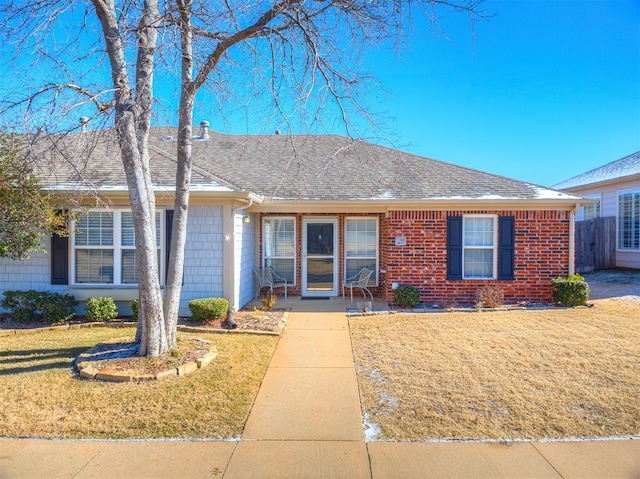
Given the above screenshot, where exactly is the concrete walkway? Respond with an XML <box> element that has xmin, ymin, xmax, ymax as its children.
<box><xmin>2</xmin><ymin>300</ymin><xmax>639</xmax><ymax>478</ymax></box>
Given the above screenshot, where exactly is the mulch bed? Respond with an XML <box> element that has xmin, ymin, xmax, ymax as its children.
<box><xmin>0</xmin><ymin>308</ymin><xmax>287</xmax><ymax>333</ymax></box>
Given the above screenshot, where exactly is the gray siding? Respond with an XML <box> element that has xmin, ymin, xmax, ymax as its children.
<box><xmin>179</xmin><ymin>205</ymin><xmax>225</xmax><ymax>315</ymax></box>
<box><xmin>235</xmin><ymin>211</ymin><xmax>256</xmax><ymax>309</ymax></box>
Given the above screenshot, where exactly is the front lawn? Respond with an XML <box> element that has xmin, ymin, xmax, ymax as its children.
<box><xmin>351</xmin><ymin>297</ymin><xmax>640</xmax><ymax>441</ymax></box>
<box><xmin>0</xmin><ymin>327</ymin><xmax>277</xmax><ymax>439</ymax></box>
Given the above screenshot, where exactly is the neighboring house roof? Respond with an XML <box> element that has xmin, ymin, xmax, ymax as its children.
<box><xmin>553</xmin><ymin>151</ymin><xmax>640</xmax><ymax>190</ymax></box>
<box><xmin>31</xmin><ymin>126</ymin><xmax>580</xmax><ymax>203</ymax></box>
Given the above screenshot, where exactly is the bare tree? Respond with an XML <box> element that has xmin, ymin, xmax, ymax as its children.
<box><xmin>0</xmin><ymin>0</ymin><xmax>487</xmax><ymax>356</ymax></box>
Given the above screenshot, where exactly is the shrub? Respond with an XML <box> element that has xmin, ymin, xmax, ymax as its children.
<box><xmin>393</xmin><ymin>285</ymin><xmax>420</xmax><ymax>308</ymax></box>
<box><xmin>85</xmin><ymin>297</ymin><xmax>118</xmax><ymax>322</ymax></box>
<box><xmin>475</xmin><ymin>285</ymin><xmax>505</xmax><ymax>309</ymax></box>
<box><xmin>188</xmin><ymin>297</ymin><xmax>229</xmax><ymax>322</ymax></box>
<box><xmin>40</xmin><ymin>293</ymin><xmax>77</xmax><ymax>324</ymax></box>
<box><xmin>131</xmin><ymin>298</ymin><xmax>139</xmax><ymax>321</ymax></box>
<box><xmin>1</xmin><ymin>290</ymin><xmax>41</xmax><ymax>322</ymax></box>
<box><xmin>0</xmin><ymin>290</ymin><xmax>76</xmax><ymax>324</ymax></box>
<box><xmin>552</xmin><ymin>273</ymin><xmax>590</xmax><ymax>306</ymax></box>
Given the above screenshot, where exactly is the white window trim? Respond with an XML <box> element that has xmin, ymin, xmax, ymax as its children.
<box><xmin>262</xmin><ymin>216</ymin><xmax>297</xmax><ymax>286</ymax></box>
<box><xmin>617</xmin><ymin>189</ymin><xmax>640</xmax><ymax>252</ymax></box>
<box><xmin>344</xmin><ymin>216</ymin><xmax>379</xmax><ymax>286</ymax></box>
<box><xmin>462</xmin><ymin>214</ymin><xmax>498</xmax><ymax>280</ymax></box>
<box><xmin>71</xmin><ymin>209</ymin><xmax>164</xmax><ymax>286</ymax></box>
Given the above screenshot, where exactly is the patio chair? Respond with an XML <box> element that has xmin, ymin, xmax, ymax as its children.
<box><xmin>254</xmin><ymin>266</ymin><xmax>289</xmax><ymax>299</ymax></box>
<box><xmin>342</xmin><ymin>267</ymin><xmax>374</xmax><ymax>302</ymax></box>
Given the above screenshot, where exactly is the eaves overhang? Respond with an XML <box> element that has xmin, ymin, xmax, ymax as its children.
<box><xmin>43</xmin><ymin>185</ymin><xmax>264</xmax><ymax>204</ymax></box>
<box><xmin>251</xmin><ymin>197</ymin><xmax>594</xmax><ymax>214</ymax></box>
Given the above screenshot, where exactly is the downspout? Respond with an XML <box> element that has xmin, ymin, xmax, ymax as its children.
<box><xmin>232</xmin><ymin>197</ymin><xmax>254</xmax><ymax>216</ymax></box>
<box><xmin>568</xmin><ymin>203</ymin><xmax>579</xmax><ymax>275</ymax></box>
<box><xmin>224</xmin><ymin>198</ymin><xmax>254</xmax><ymax>311</ymax></box>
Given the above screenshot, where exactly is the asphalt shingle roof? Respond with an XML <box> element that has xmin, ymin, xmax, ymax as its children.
<box><xmin>32</xmin><ymin>127</ymin><xmax>579</xmax><ymax>202</ymax></box>
<box><xmin>553</xmin><ymin>151</ymin><xmax>640</xmax><ymax>190</ymax></box>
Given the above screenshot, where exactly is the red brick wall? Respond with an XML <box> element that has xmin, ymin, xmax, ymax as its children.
<box><xmin>382</xmin><ymin>210</ymin><xmax>571</xmax><ymax>305</ymax></box>
<box><xmin>259</xmin><ymin>210</ymin><xmax>571</xmax><ymax>304</ymax></box>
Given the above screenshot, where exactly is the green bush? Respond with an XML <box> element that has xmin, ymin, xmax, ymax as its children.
<box><xmin>393</xmin><ymin>285</ymin><xmax>421</xmax><ymax>308</ymax></box>
<box><xmin>552</xmin><ymin>273</ymin><xmax>590</xmax><ymax>306</ymax></box>
<box><xmin>0</xmin><ymin>290</ymin><xmax>76</xmax><ymax>324</ymax></box>
<box><xmin>40</xmin><ymin>293</ymin><xmax>77</xmax><ymax>324</ymax></box>
<box><xmin>85</xmin><ymin>297</ymin><xmax>118</xmax><ymax>322</ymax></box>
<box><xmin>131</xmin><ymin>298</ymin><xmax>139</xmax><ymax>321</ymax></box>
<box><xmin>1</xmin><ymin>290</ymin><xmax>41</xmax><ymax>322</ymax></box>
<box><xmin>188</xmin><ymin>297</ymin><xmax>229</xmax><ymax>322</ymax></box>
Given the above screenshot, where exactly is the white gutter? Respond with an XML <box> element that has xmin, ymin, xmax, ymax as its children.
<box><xmin>224</xmin><ymin>197</ymin><xmax>256</xmax><ymax>312</ymax></box>
<box><xmin>568</xmin><ymin>203</ymin><xmax>580</xmax><ymax>275</ymax></box>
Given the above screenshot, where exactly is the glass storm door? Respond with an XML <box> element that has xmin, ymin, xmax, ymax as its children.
<box><xmin>302</xmin><ymin>218</ymin><xmax>338</xmax><ymax>296</ymax></box>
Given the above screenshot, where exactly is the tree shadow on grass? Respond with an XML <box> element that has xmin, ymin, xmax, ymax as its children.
<box><xmin>0</xmin><ymin>347</ymin><xmax>87</xmax><ymax>375</ymax></box>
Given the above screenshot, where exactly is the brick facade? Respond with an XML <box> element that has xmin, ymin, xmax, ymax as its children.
<box><xmin>261</xmin><ymin>209</ymin><xmax>571</xmax><ymax>305</ymax></box>
<box><xmin>383</xmin><ymin>210</ymin><xmax>571</xmax><ymax>305</ymax></box>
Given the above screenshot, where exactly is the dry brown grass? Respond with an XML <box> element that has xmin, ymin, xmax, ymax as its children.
<box><xmin>0</xmin><ymin>327</ymin><xmax>277</xmax><ymax>439</ymax></box>
<box><xmin>350</xmin><ymin>297</ymin><xmax>640</xmax><ymax>441</ymax></box>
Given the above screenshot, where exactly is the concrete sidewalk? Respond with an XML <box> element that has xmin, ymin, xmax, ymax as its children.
<box><xmin>2</xmin><ymin>302</ymin><xmax>639</xmax><ymax>478</ymax></box>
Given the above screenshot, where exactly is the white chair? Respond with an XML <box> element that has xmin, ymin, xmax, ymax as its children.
<box><xmin>342</xmin><ymin>267</ymin><xmax>374</xmax><ymax>302</ymax></box>
<box><xmin>254</xmin><ymin>266</ymin><xmax>289</xmax><ymax>299</ymax></box>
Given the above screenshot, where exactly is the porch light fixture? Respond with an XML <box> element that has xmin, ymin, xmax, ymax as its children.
<box><xmin>243</xmin><ymin>213</ymin><xmax>251</xmax><ymax>224</ymax></box>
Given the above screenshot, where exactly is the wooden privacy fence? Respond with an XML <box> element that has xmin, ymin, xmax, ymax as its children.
<box><xmin>574</xmin><ymin>216</ymin><xmax>616</xmax><ymax>273</ymax></box>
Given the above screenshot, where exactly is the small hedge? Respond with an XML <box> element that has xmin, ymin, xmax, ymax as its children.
<box><xmin>85</xmin><ymin>297</ymin><xmax>119</xmax><ymax>322</ymax></box>
<box><xmin>131</xmin><ymin>298</ymin><xmax>139</xmax><ymax>321</ymax></box>
<box><xmin>188</xmin><ymin>297</ymin><xmax>229</xmax><ymax>322</ymax></box>
<box><xmin>0</xmin><ymin>290</ymin><xmax>77</xmax><ymax>324</ymax></box>
<box><xmin>552</xmin><ymin>273</ymin><xmax>590</xmax><ymax>306</ymax></box>
<box><xmin>393</xmin><ymin>285</ymin><xmax>421</xmax><ymax>308</ymax></box>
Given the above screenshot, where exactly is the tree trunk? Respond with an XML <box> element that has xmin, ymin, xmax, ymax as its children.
<box><xmin>164</xmin><ymin>0</ymin><xmax>195</xmax><ymax>345</ymax></box>
<box><xmin>92</xmin><ymin>0</ymin><xmax>168</xmax><ymax>356</ymax></box>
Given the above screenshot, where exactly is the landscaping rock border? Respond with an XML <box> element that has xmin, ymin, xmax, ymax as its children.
<box><xmin>75</xmin><ymin>345</ymin><xmax>219</xmax><ymax>382</ymax></box>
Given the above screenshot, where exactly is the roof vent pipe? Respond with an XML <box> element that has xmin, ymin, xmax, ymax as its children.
<box><xmin>80</xmin><ymin>116</ymin><xmax>89</xmax><ymax>133</ymax></box>
<box><xmin>199</xmin><ymin>120</ymin><xmax>210</xmax><ymax>140</ymax></box>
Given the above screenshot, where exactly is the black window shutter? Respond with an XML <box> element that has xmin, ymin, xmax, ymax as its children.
<box><xmin>165</xmin><ymin>209</ymin><xmax>174</xmax><ymax>278</ymax></box>
<box><xmin>498</xmin><ymin>216</ymin><xmax>515</xmax><ymax>280</ymax></box>
<box><xmin>447</xmin><ymin>216</ymin><xmax>463</xmax><ymax>280</ymax></box>
<box><xmin>50</xmin><ymin>233</ymin><xmax>69</xmax><ymax>285</ymax></box>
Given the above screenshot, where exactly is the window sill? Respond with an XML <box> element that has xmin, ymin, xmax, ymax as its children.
<box><xmin>64</xmin><ymin>287</ymin><xmax>143</xmax><ymax>301</ymax></box>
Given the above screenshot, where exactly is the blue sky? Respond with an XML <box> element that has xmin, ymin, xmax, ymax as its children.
<box><xmin>190</xmin><ymin>0</ymin><xmax>639</xmax><ymax>188</ymax></box>
<box><xmin>2</xmin><ymin>1</ymin><xmax>638</xmax><ymax>189</ymax></box>
<box><xmin>361</xmin><ymin>0</ymin><xmax>640</xmax><ymax>187</ymax></box>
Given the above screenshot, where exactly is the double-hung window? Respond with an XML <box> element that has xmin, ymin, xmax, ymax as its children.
<box><xmin>262</xmin><ymin>217</ymin><xmax>296</xmax><ymax>284</ymax></box>
<box><xmin>463</xmin><ymin>215</ymin><xmax>497</xmax><ymax>279</ymax></box>
<box><xmin>345</xmin><ymin>217</ymin><xmax>378</xmax><ymax>284</ymax></box>
<box><xmin>618</xmin><ymin>191</ymin><xmax>640</xmax><ymax>250</ymax></box>
<box><xmin>73</xmin><ymin>210</ymin><xmax>162</xmax><ymax>285</ymax></box>
<box><xmin>75</xmin><ymin>212</ymin><xmax>114</xmax><ymax>283</ymax></box>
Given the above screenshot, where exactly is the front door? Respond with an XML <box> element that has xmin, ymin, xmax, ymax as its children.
<box><xmin>302</xmin><ymin>218</ymin><xmax>338</xmax><ymax>296</ymax></box>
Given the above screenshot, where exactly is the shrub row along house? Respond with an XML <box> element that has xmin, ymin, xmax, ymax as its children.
<box><xmin>0</xmin><ymin>124</ymin><xmax>588</xmax><ymax>315</ymax></box>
